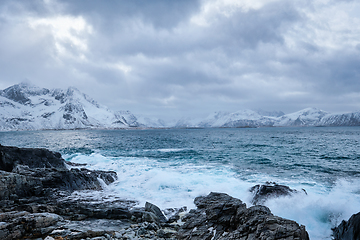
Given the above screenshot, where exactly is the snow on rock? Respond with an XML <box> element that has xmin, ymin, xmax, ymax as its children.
<box><xmin>0</xmin><ymin>82</ymin><xmax>139</xmax><ymax>131</ymax></box>
<box><xmin>198</xmin><ymin>110</ymin><xmax>269</xmax><ymax>128</ymax></box>
<box><xmin>136</xmin><ymin>115</ymin><xmax>170</xmax><ymax>128</ymax></box>
<box><xmin>188</xmin><ymin>108</ymin><xmax>360</xmax><ymax>128</ymax></box>
<box><xmin>318</xmin><ymin>111</ymin><xmax>360</xmax><ymax>126</ymax></box>
<box><xmin>1</xmin><ymin>83</ymin><xmax>360</xmax><ymax>131</ymax></box>
<box><xmin>274</xmin><ymin>107</ymin><xmax>329</xmax><ymax>127</ymax></box>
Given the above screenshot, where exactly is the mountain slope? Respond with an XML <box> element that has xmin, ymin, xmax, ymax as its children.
<box><xmin>318</xmin><ymin>112</ymin><xmax>360</xmax><ymax>126</ymax></box>
<box><xmin>274</xmin><ymin>108</ymin><xmax>329</xmax><ymax>127</ymax></box>
<box><xmin>0</xmin><ymin>83</ymin><xmax>139</xmax><ymax>131</ymax></box>
<box><xmin>191</xmin><ymin>108</ymin><xmax>360</xmax><ymax>128</ymax></box>
<box><xmin>197</xmin><ymin>110</ymin><xmax>276</xmax><ymax>128</ymax></box>
<box><xmin>1</xmin><ymin>83</ymin><xmax>360</xmax><ymax>131</ymax></box>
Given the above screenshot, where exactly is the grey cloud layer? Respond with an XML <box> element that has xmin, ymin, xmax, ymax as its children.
<box><xmin>0</xmin><ymin>0</ymin><xmax>359</xmax><ymax>119</ymax></box>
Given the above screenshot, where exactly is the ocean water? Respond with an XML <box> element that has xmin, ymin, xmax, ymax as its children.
<box><xmin>1</xmin><ymin>127</ymin><xmax>360</xmax><ymax>239</ymax></box>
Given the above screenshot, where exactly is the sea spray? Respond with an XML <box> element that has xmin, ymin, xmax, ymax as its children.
<box><xmin>2</xmin><ymin>127</ymin><xmax>360</xmax><ymax>240</ymax></box>
<box><xmin>265</xmin><ymin>179</ymin><xmax>360</xmax><ymax>239</ymax></box>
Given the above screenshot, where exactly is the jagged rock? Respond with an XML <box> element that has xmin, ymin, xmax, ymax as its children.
<box><xmin>0</xmin><ymin>145</ymin><xmax>124</xmax><ymax>239</ymax></box>
<box><xmin>0</xmin><ymin>145</ymin><xmax>311</xmax><ymax>240</ymax></box>
<box><xmin>48</xmin><ymin>219</ymin><xmax>129</xmax><ymax>240</ymax></box>
<box><xmin>0</xmin><ymin>145</ymin><xmax>117</xmax><ymax>202</ymax></box>
<box><xmin>249</xmin><ymin>182</ymin><xmax>306</xmax><ymax>205</ymax></box>
<box><xmin>0</xmin><ymin>170</ymin><xmax>42</xmax><ymax>200</ymax></box>
<box><xmin>178</xmin><ymin>192</ymin><xmax>309</xmax><ymax>240</ymax></box>
<box><xmin>130</xmin><ymin>202</ymin><xmax>180</xmax><ymax>224</ymax></box>
<box><xmin>163</xmin><ymin>206</ymin><xmax>187</xmax><ymax>223</ymax></box>
<box><xmin>0</xmin><ymin>211</ymin><xmax>63</xmax><ymax>240</ymax></box>
<box><xmin>333</xmin><ymin>212</ymin><xmax>360</xmax><ymax>240</ymax></box>
<box><xmin>0</xmin><ymin>144</ymin><xmax>66</xmax><ymax>171</ymax></box>
<box><xmin>55</xmin><ymin>197</ymin><xmax>136</xmax><ymax>220</ymax></box>
<box><xmin>145</xmin><ymin>202</ymin><xmax>168</xmax><ymax>223</ymax></box>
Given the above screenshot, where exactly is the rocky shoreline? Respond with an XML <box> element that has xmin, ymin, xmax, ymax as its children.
<box><xmin>0</xmin><ymin>144</ymin><xmax>357</xmax><ymax>239</ymax></box>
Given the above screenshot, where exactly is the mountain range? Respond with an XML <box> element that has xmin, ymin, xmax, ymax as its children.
<box><xmin>0</xmin><ymin>82</ymin><xmax>360</xmax><ymax>131</ymax></box>
<box><xmin>0</xmin><ymin>82</ymin><xmax>139</xmax><ymax>131</ymax></box>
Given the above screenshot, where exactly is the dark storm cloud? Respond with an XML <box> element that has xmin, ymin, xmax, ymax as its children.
<box><xmin>0</xmin><ymin>0</ymin><xmax>360</xmax><ymax>118</ymax></box>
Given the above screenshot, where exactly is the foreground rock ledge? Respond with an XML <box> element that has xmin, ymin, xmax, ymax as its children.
<box><xmin>0</xmin><ymin>144</ymin><xmax>311</xmax><ymax>239</ymax></box>
<box><xmin>178</xmin><ymin>192</ymin><xmax>310</xmax><ymax>240</ymax></box>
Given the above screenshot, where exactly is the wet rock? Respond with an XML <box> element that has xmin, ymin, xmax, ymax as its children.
<box><xmin>163</xmin><ymin>206</ymin><xmax>187</xmax><ymax>223</ymax></box>
<box><xmin>145</xmin><ymin>202</ymin><xmax>167</xmax><ymax>223</ymax></box>
<box><xmin>0</xmin><ymin>145</ymin><xmax>117</xmax><ymax>202</ymax></box>
<box><xmin>55</xmin><ymin>197</ymin><xmax>135</xmax><ymax>220</ymax></box>
<box><xmin>0</xmin><ymin>145</ymin><xmax>311</xmax><ymax>240</ymax></box>
<box><xmin>0</xmin><ymin>145</ymin><xmax>122</xmax><ymax>239</ymax></box>
<box><xmin>0</xmin><ymin>211</ymin><xmax>63</xmax><ymax>240</ymax></box>
<box><xmin>249</xmin><ymin>182</ymin><xmax>306</xmax><ymax>205</ymax></box>
<box><xmin>333</xmin><ymin>212</ymin><xmax>360</xmax><ymax>240</ymax></box>
<box><xmin>178</xmin><ymin>192</ymin><xmax>309</xmax><ymax>240</ymax></box>
<box><xmin>0</xmin><ymin>170</ymin><xmax>42</xmax><ymax>200</ymax></box>
<box><xmin>48</xmin><ymin>219</ymin><xmax>129</xmax><ymax>240</ymax></box>
<box><xmin>0</xmin><ymin>144</ymin><xmax>66</xmax><ymax>171</ymax></box>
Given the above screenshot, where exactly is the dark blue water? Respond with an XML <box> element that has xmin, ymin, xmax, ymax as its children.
<box><xmin>1</xmin><ymin>127</ymin><xmax>360</xmax><ymax>239</ymax></box>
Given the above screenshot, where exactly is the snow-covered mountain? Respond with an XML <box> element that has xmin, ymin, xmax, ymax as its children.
<box><xmin>274</xmin><ymin>108</ymin><xmax>329</xmax><ymax>127</ymax></box>
<box><xmin>1</xmin><ymin>83</ymin><xmax>360</xmax><ymax>131</ymax></box>
<box><xmin>184</xmin><ymin>108</ymin><xmax>360</xmax><ymax>128</ymax></box>
<box><xmin>197</xmin><ymin>110</ymin><xmax>276</xmax><ymax>128</ymax></box>
<box><xmin>0</xmin><ymin>82</ymin><xmax>139</xmax><ymax>131</ymax></box>
<box><xmin>318</xmin><ymin>112</ymin><xmax>360</xmax><ymax>126</ymax></box>
<box><xmin>135</xmin><ymin>115</ymin><xmax>172</xmax><ymax>128</ymax></box>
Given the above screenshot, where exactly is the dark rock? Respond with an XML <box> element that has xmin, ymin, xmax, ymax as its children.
<box><xmin>55</xmin><ymin>197</ymin><xmax>135</xmax><ymax>220</ymax></box>
<box><xmin>249</xmin><ymin>182</ymin><xmax>306</xmax><ymax>205</ymax></box>
<box><xmin>0</xmin><ymin>211</ymin><xmax>63</xmax><ymax>240</ymax></box>
<box><xmin>0</xmin><ymin>144</ymin><xmax>66</xmax><ymax>172</ymax></box>
<box><xmin>0</xmin><ymin>145</ymin><xmax>125</xmax><ymax>239</ymax></box>
<box><xmin>333</xmin><ymin>212</ymin><xmax>360</xmax><ymax>240</ymax></box>
<box><xmin>0</xmin><ymin>145</ymin><xmax>117</xmax><ymax>202</ymax></box>
<box><xmin>145</xmin><ymin>202</ymin><xmax>168</xmax><ymax>223</ymax></box>
<box><xmin>0</xmin><ymin>145</ymin><xmax>311</xmax><ymax>240</ymax></box>
<box><xmin>164</xmin><ymin>206</ymin><xmax>187</xmax><ymax>223</ymax></box>
<box><xmin>178</xmin><ymin>192</ymin><xmax>309</xmax><ymax>240</ymax></box>
<box><xmin>0</xmin><ymin>170</ymin><xmax>43</xmax><ymax>200</ymax></box>
<box><xmin>48</xmin><ymin>219</ymin><xmax>129</xmax><ymax>240</ymax></box>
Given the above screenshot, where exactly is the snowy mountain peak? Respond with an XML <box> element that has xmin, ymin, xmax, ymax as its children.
<box><xmin>0</xmin><ymin>82</ymin><xmax>50</xmax><ymax>105</ymax></box>
<box><xmin>1</xmin><ymin>83</ymin><xmax>360</xmax><ymax>131</ymax></box>
<box><xmin>296</xmin><ymin>107</ymin><xmax>327</xmax><ymax>115</ymax></box>
<box><xmin>0</xmin><ymin>83</ymin><xmax>139</xmax><ymax>131</ymax></box>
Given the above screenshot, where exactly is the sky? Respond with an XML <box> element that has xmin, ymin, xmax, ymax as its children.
<box><xmin>0</xmin><ymin>0</ymin><xmax>360</xmax><ymax>120</ymax></box>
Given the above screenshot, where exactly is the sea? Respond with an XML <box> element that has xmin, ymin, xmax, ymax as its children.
<box><xmin>1</xmin><ymin>127</ymin><xmax>360</xmax><ymax>239</ymax></box>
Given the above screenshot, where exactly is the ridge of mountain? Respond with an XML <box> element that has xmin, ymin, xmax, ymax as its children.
<box><xmin>169</xmin><ymin>108</ymin><xmax>360</xmax><ymax>128</ymax></box>
<box><xmin>193</xmin><ymin>108</ymin><xmax>360</xmax><ymax>128</ymax></box>
<box><xmin>0</xmin><ymin>82</ymin><xmax>139</xmax><ymax>131</ymax></box>
<box><xmin>1</xmin><ymin>83</ymin><xmax>360</xmax><ymax>131</ymax></box>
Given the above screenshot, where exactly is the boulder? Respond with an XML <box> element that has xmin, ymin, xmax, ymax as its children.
<box><xmin>0</xmin><ymin>145</ymin><xmax>117</xmax><ymax>201</ymax></box>
<box><xmin>178</xmin><ymin>192</ymin><xmax>309</xmax><ymax>240</ymax></box>
<box><xmin>249</xmin><ymin>182</ymin><xmax>306</xmax><ymax>205</ymax></box>
<box><xmin>0</xmin><ymin>144</ymin><xmax>66</xmax><ymax>171</ymax></box>
<box><xmin>145</xmin><ymin>202</ymin><xmax>168</xmax><ymax>223</ymax></box>
<box><xmin>333</xmin><ymin>212</ymin><xmax>360</xmax><ymax>240</ymax></box>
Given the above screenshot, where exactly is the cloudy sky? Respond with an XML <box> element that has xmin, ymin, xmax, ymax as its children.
<box><xmin>0</xmin><ymin>0</ymin><xmax>360</xmax><ymax>119</ymax></box>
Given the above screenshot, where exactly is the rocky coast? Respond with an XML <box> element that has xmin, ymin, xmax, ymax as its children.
<box><xmin>0</xmin><ymin>144</ymin><xmax>357</xmax><ymax>240</ymax></box>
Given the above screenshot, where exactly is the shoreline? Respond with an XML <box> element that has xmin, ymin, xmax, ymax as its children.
<box><xmin>0</xmin><ymin>144</ymin><xmax>357</xmax><ymax>239</ymax></box>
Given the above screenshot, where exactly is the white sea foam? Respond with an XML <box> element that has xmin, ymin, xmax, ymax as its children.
<box><xmin>66</xmin><ymin>153</ymin><xmax>360</xmax><ymax>240</ymax></box>
<box><xmin>66</xmin><ymin>153</ymin><xmax>254</xmax><ymax>208</ymax></box>
<box><xmin>263</xmin><ymin>179</ymin><xmax>360</xmax><ymax>239</ymax></box>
